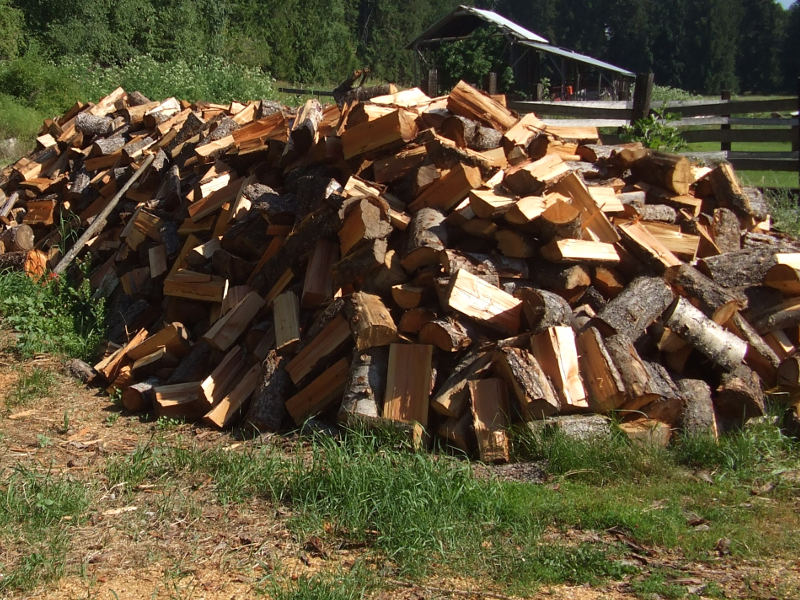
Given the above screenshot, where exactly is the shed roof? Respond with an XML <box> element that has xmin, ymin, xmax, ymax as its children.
<box><xmin>520</xmin><ymin>41</ymin><xmax>635</xmax><ymax>78</ymax></box>
<box><xmin>407</xmin><ymin>5</ymin><xmax>634</xmax><ymax>79</ymax></box>
<box><xmin>407</xmin><ymin>5</ymin><xmax>549</xmax><ymax>47</ymax></box>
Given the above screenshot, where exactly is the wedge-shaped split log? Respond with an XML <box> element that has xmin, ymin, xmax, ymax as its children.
<box><xmin>285</xmin><ymin>358</ymin><xmax>350</xmax><ymax>425</ymax></box>
<box><xmin>444</xmin><ymin>269</ymin><xmax>522</xmax><ymax>336</ymax></box>
<box><xmin>469</xmin><ymin>378</ymin><xmax>511</xmax><ymax>463</ymax></box>
<box><xmin>383</xmin><ymin>343</ymin><xmax>433</xmax><ymax>427</ymax></box>
<box><xmin>204</xmin><ymin>364</ymin><xmax>263</xmax><ymax>428</ymax></box>
<box><xmin>492</xmin><ymin>347</ymin><xmax>559</xmax><ymax>420</ymax></box>
<box><xmin>531</xmin><ymin>327</ymin><xmax>588</xmax><ymax>413</ymax></box>
<box><xmin>203</xmin><ymin>291</ymin><xmax>265</xmax><ymax>352</ymax></box>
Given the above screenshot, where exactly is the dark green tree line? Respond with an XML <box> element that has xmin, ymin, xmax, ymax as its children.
<box><xmin>3</xmin><ymin>0</ymin><xmax>798</xmax><ymax>93</ymax></box>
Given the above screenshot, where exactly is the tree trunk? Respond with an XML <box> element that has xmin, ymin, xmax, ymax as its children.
<box><xmin>594</xmin><ymin>276</ymin><xmax>674</xmax><ymax>339</ymax></box>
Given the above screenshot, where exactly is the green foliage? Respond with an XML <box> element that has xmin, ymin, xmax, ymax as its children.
<box><xmin>0</xmin><ymin>268</ymin><xmax>106</xmax><ymax>361</ymax></box>
<box><xmin>436</xmin><ymin>26</ymin><xmax>510</xmax><ymax>92</ymax></box>
<box><xmin>765</xmin><ymin>188</ymin><xmax>800</xmax><ymax>238</ymax></box>
<box><xmin>0</xmin><ymin>0</ymin><xmax>25</xmax><ymax>60</ymax></box>
<box><xmin>6</xmin><ymin>367</ymin><xmax>55</xmax><ymax>408</ymax></box>
<box><xmin>0</xmin><ymin>466</ymin><xmax>90</xmax><ymax>591</ymax></box>
<box><xmin>619</xmin><ymin>112</ymin><xmax>687</xmax><ymax>152</ymax></box>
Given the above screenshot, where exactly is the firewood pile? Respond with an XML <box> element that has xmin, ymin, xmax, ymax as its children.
<box><xmin>2</xmin><ymin>80</ymin><xmax>799</xmax><ymax>460</ymax></box>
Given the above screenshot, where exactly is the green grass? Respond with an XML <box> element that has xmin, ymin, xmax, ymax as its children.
<box><xmin>5</xmin><ymin>367</ymin><xmax>55</xmax><ymax>408</ymax></box>
<box><xmin>0</xmin><ymin>267</ymin><xmax>105</xmax><ymax>361</ymax></box>
<box><xmin>0</xmin><ymin>467</ymin><xmax>91</xmax><ymax>592</ymax></box>
<box><xmin>765</xmin><ymin>187</ymin><xmax>800</xmax><ymax>237</ymax></box>
<box><xmin>101</xmin><ymin>420</ymin><xmax>800</xmax><ymax>594</ymax></box>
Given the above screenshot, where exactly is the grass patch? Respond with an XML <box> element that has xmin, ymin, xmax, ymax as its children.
<box><xmin>101</xmin><ymin>419</ymin><xmax>800</xmax><ymax>591</ymax></box>
<box><xmin>765</xmin><ymin>187</ymin><xmax>800</xmax><ymax>237</ymax></box>
<box><xmin>5</xmin><ymin>367</ymin><xmax>55</xmax><ymax>409</ymax></box>
<box><xmin>0</xmin><ymin>466</ymin><xmax>90</xmax><ymax>592</ymax></box>
<box><xmin>262</xmin><ymin>564</ymin><xmax>379</xmax><ymax>600</ymax></box>
<box><xmin>0</xmin><ymin>267</ymin><xmax>105</xmax><ymax>361</ymax></box>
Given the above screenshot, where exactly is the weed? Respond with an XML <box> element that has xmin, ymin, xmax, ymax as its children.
<box><xmin>630</xmin><ymin>569</ymin><xmax>688</xmax><ymax>599</ymax></box>
<box><xmin>620</xmin><ymin>109</ymin><xmax>686</xmax><ymax>152</ymax></box>
<box><xmin>104</xmin><ymin>412</ymin><xmax>120</xmax><ymax>426</ymax></box>
<box><xmin>58</xmin><ymin>410</ymin><xmax>70</xmax><ymax>434</ymax></box>
<box><xmin>155</xmin><ymin>416</ymin><xmax>184</xmax><ymax>431</ymax></box>
<box><xmin>5</xmin><ymin>367</ymin><xmax>55</xmax><ymax>408</ymax></box>
<box><xmin>36</xmin><ymin>433</ymin><xmax>51</xmax><ymax>448</ymax></box>
<box><xmin>0</xmin><ymin>269</ymin><xmax>105</xmax><ymax>360</ymax></box>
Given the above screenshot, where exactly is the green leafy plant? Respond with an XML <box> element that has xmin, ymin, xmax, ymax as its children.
<box><xmin>620</xmin><ymin>108</ymin><xmax>687</xmax><ymax>152</ymax></box>
<box><xmin>0</xmin><ymin>269</ymin><xmax>105</xmax><ymax>361</ymax></box>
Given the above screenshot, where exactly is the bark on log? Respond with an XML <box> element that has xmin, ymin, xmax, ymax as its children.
<box><xmin>419</xmin><ymin>317</ymin><xmax>473</xmax><ymax>352</ymax></box>
<box><xmin>402</xmin><ymin>208</ymin><xmax>448</xmax><ymax>272</ymax></box>
<box><xmin>290</xmin><ymin>98</ymin><xmax>323</xmax><ymax>155</ymax></box>
<box><xmin>711</xmin><ymin>208</ymin><xmax>741</xmax><ymax>253</ymax></box>
<box><xmin>603</xmin><ymin>334</ymin><xmax>656</xmax><ymax>410</ymax></box>
<box><xmin>516</xmin><ymin>287</ymin><xmax>574</xmax><ymax>332</ymax></box>
<box><xmin>696</xmin><ymin>246</ymin><xmax>777</xmax><ymax>290</ymax></box>
<box><xmin>492</xmin><ymin>346</ymin><xmax>559</xmax><ymax>420</ymax></box>
<box><xmin>0</xmin><ymin>249</ymin><xmax>47</xmax><ymax>277</ymax></box>
<box><xmin>676</xmin><ymin>377</ymin><xmax>718</xmax><ymax>438</ymax></box>
<box><xmin>664</xmin><ymin>264</ymin><xmax>745</xmax><ymax>324</ymax></box>
<box><xmin>708</xmin><ymin>162</ymin><xmax>767</xmax><ymax>220</ymax></box>
<box><xmin>244</xmin><ymin>349</ymin><xmax>291</xmax><ymax>432</ymax></box>
<box><xmin>715</xmin><ymin>365</ymin><xmax>765</xmax><ymax>423</ymax></box>
<box><xmin>439</xmin><ymin>250</ymin><xmax>500</xmax><ymax>287</ymax></box>
<box><xmin>631</xmin><ymin>151</ymin><xmax>692</xmax><ymax>195</ymax></box>
<box><xmin>726</xmin><ymin>312</ymin><xmax>780</xmax><ymax>387</ymax></box>
<box><xmin>663</xmin><ymin>297</ymin><xmax>747</xmax><ymax>372</ymax></box>
<box><xmin>75</xmin><ymin>113</ymin><xmax>113</xmax><ymax>137</ymax></box>
<box><xmin>594</xmin><ymin>276</ymin><xmax>674</xmax><ymax>339</ymax></box>
<box><xmin>338</xmin><ymin>347</ymin><xmax>388</xmax><ymax>424</ymax></box>
<box><xmin>749</xmin><ymin>297</ymin><xmax>800</xmax><ymax>334</ymax></box>
<box><xmin>636</xmin><ymin>204</ymin><xmax>677</xmax><ymax>223</ymax></box>
<box><xmin>0</xmin><ymin>224</ymin><xmax>34</xmax><ymax>252</ymax></box>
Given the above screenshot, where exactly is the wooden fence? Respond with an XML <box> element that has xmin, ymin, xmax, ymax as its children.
<box><xmin>509</xmin><ymin>74</ymin><xmax>800</xmax><ymax>185</ymax></box>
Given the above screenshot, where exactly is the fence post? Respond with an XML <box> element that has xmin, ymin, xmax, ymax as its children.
<box><xmin>721</xmin><ymin>90</ymin><xmax>731</xmax><ymax>155</ymax></box>
<box><xmin>488</xmin><ymin>72</ymin><xmax>497</xmax><ymax>95</ymax></box>
<box><xmin>795</xmin><ymin>77</ymin><xmax>799</xmax><ymax>190</ymax></box>
<box><xmin>426</xmin><ymin>69</ymin><xmax>438</xmax><ymax>97</ymax></box>
<box><xmin>631</xmin><ymin>72</ymin><xmax>654</xmax><ymax>123</ymax></box>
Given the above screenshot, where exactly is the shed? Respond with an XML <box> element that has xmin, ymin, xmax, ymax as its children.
<box><xmin>408</xmin><ymin>5</ymin><xmax>635</xmax><ymax>100</ymax></box>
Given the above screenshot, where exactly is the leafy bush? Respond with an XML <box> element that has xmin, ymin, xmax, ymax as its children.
<box><xmin>0</xmin><ymin>267</ymin><xmax>105</xmax><ymax>361</ymax></box>
<box><xmin>619</xmin><ymin>111</ymin><xmax>687</xmax><ymax>152</ymax></box>
<box><xmin>56</xmin><ymin>54</ymin><xmax>275</xmax><ymax>104</ymax></box>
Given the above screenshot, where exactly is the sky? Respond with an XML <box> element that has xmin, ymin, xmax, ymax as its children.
<box><xmin>778</xmin><ymin>0</ymin><xmax>794</xmax><ymax>8</ymax></box>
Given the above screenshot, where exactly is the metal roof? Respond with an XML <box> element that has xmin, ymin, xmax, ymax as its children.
<box><xmin>407</xmin><ymin>5</ymin><xmax>548</xmax><ymax>48</ymax></box>
<box><xmin>519</xmin><ymin>40</ymin><xmax>636</xmax><ymax>78</ymax></box>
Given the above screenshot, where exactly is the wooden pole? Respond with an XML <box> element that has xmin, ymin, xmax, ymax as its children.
<box><xmin>794</xmin><ymin>77</ymin><xmax>799</xmax><ymax>189</ymax></box>
<box><xmin>54</xmin><ymin>153</ymin><xmax>155</xmax><ymax>275</ymax></box>
<box><xmin>720</xmin><ymin>90</ymin><xmax>731</xmax><ymax>154</ymax></box>
<box><xmin>631</xmin><ymin>72</ymin><xmax>654</xmax><ymax>123</ymax></box>
<box><xmin>427</xmin><ymin>68</ymin><xmax>438</xmax><ymax>97</ymax></box>
<box><xmin>488</xmin><ymin>72</ymin><xmax>497</xmax><ymax>95</ymax></box>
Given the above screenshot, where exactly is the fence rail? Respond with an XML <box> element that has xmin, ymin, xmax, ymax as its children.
<box><xmin>512</xmin><ymin>76</ymin><xmax>799</xmax><ymax>182</ymax></box>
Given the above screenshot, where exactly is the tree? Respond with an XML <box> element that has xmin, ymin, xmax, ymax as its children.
<box><xmin>783</xmin><ymin>1</ymin><xmax>800</xmax><ymax>91</ymax></box>
<box><xmin>0</xmin><ymin>0</ymin><xmax>25</xmax><ymax>60</ymax></box>
<box><xmin>736</xmin><ymin>0</ymin><xmax>786</xmax><ymax>92</ymax></box>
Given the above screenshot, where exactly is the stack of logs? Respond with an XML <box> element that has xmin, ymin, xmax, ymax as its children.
<box><xmin>2</xmin><ymin>80</ymin><xmax>799</xmax><ymax>461</ymax></box>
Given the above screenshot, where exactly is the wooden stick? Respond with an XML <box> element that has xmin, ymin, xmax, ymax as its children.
<box><xmin>54</xmin><ymin>153</ymin><xmax>155</xmax><ymax>274</ymax></box>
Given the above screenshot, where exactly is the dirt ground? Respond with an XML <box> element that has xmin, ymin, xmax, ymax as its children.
<box><xmin>1</xmin><ymin>334</ymin><xmax>799</xmax><ymax>599</ymax></box>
